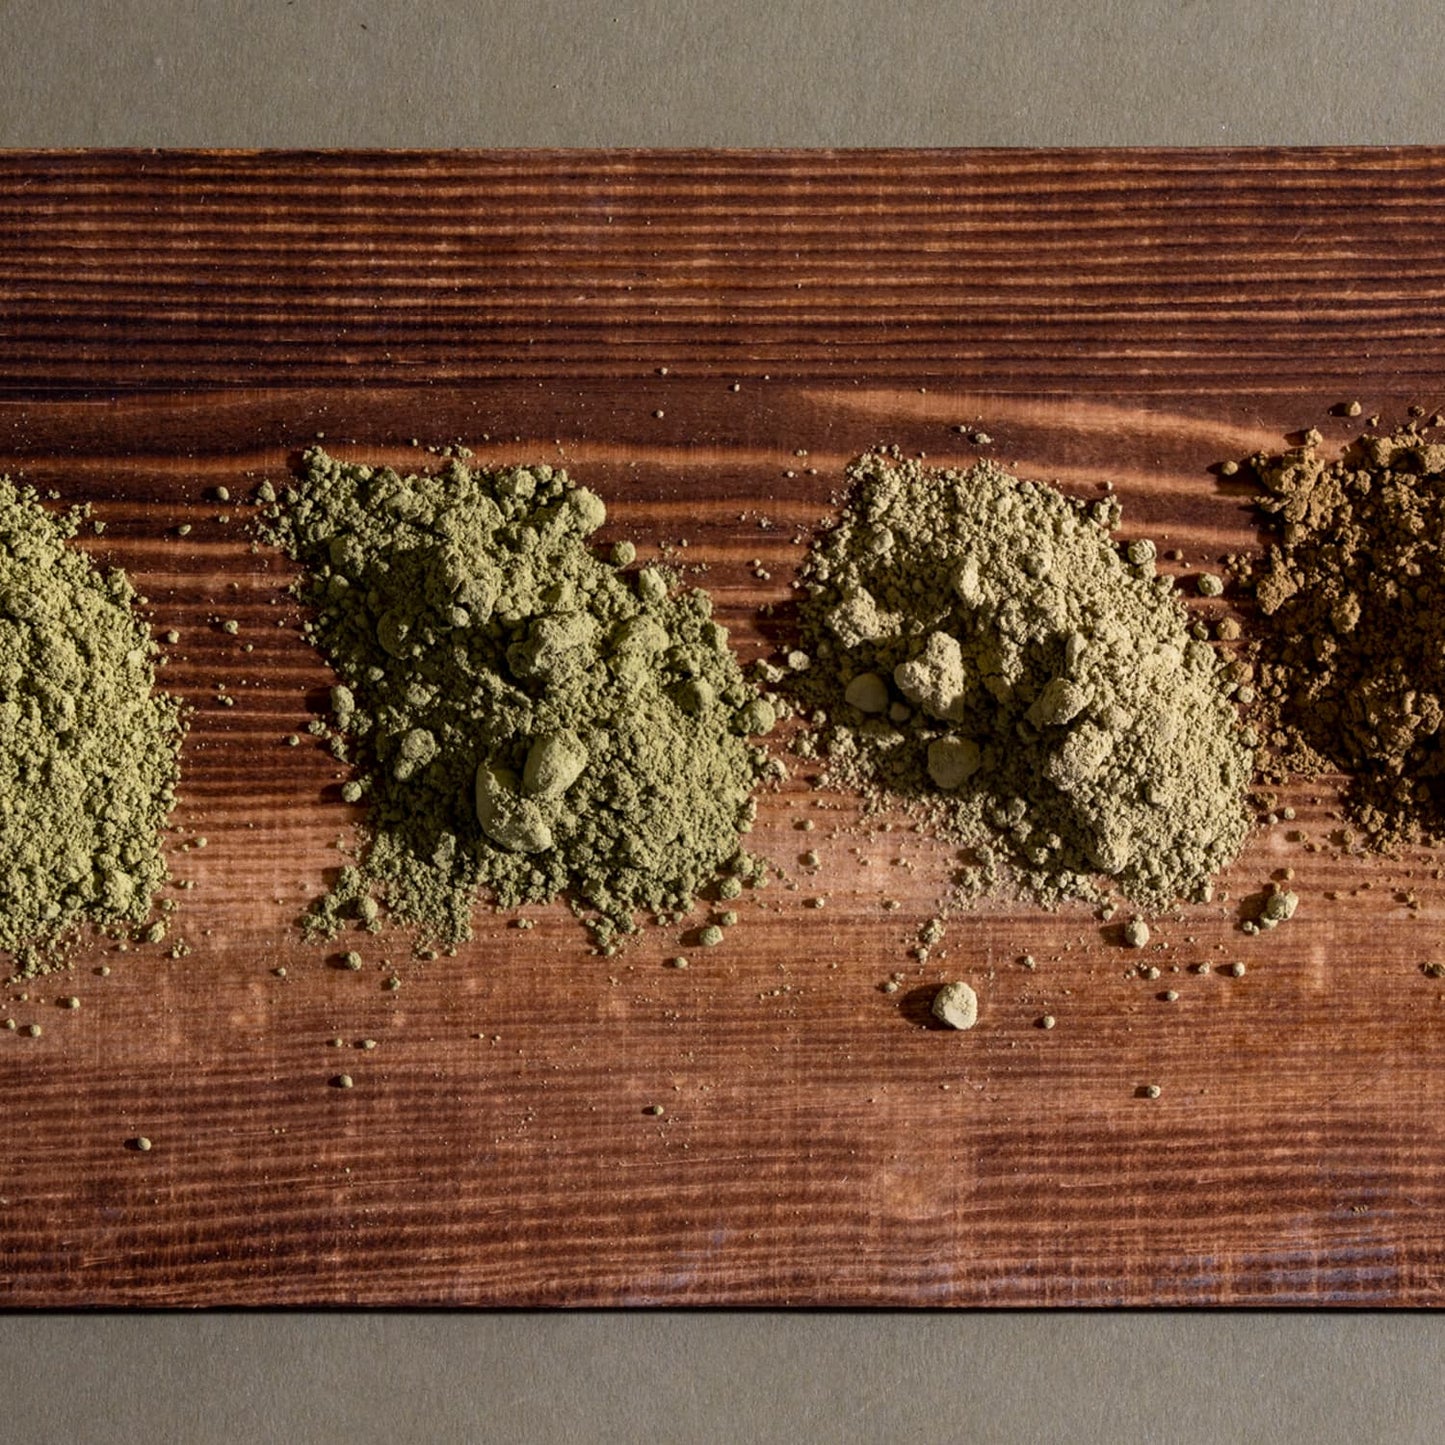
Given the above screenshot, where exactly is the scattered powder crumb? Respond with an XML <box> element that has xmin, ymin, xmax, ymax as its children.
<box><xmin>931</xmin><ymin>981</ymin><xmax>978</xmax><ymax>1030</ymax></box>
<box><xmin>1255</xmin><ymin>886</ymin><xmax>1299</xmax><ymax>930</ymax></box>
<box><xmin>1123</xmin><ymin>919</ymin><xmax>1150</xmax><ymax>948</ymax></box>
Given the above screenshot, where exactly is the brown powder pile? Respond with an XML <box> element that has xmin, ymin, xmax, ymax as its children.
<box><xmin>1244</xmin><ymin>417</ymin><xmax>1445</xmax><ymax>847</ymax></box>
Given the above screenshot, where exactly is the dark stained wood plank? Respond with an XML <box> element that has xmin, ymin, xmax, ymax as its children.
<box><xmin>4</xmin><ymin>150</ymin><xmax>1445</xmax><ymax>392</ymax></box>
<box><xmin>0</xmin><ymin>153</ymin><xmax>1443</xmax><ymax>1305</ymax></box>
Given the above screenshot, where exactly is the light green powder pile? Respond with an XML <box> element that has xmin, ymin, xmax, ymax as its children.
<box><xmin>0</xmin><ymin>477</ymin><xmax>183</xmax><ymax>974</ymax></box>
<box><xmin>263</xmin><ymin>449</ymin><xmax>774</xmax><ymax>951</ymax></box>
<box><xmin>795</xmin><ymin>452</ymin><xmax>1253</xmax><ymax>910</ymax></box>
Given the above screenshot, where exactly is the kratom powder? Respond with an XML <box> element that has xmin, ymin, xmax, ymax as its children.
<box><xmin>794</xmin><ymin>452</ymin><xmax>1253</xmax><ymax>910</ymax></box>
<box><xmin>0</xmin><ymin>477</ymin><xmax>183</xmax><ymax>975</ymax></box>
<box><xmin>1243</xmin><ymin>422</ymin><xmax>1445</xmax><ymax>847</ymax></box>
<box><xmin>263</xmin><ymin>449</ymin><xmax>773</xmax><ymax>949</ymax></box>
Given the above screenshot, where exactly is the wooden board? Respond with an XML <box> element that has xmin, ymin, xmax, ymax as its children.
<box><xmin>2</xmin><ymin>148</ymin><xmax>1445</xmax><ymax>1306</ymax></box>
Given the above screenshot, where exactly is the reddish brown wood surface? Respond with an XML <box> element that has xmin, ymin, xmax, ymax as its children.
<box><xmin>2</xmin><ymin>149</ymin><xmax>1445</xmax><ymax>1306</ymax></box>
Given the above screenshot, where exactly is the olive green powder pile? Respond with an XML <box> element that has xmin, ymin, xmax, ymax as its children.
<box><xmin>264</xmin><ymin>449</ymin><xmax>774</xmax><ymax>949</ymax></box>
<box><xmin>1245</xmin><ymin>420</ymin><xmax>1445</xmax><ymax>848</ymax></box>
<box><xmin>0</xmin><ymin>476</ymin><xmax>182</xmax><ymax>974</ymax></box>
<box><xmin>794</xmin><ymin>452</ymin><xmax>1253</xmax><ymax>910</ymax></box>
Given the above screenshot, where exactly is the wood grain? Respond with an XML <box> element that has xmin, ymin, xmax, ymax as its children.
<box><xmin>2</xmin><ymin>150</ymin><xmax>1445</xmax><ymax>1306</ymax></box>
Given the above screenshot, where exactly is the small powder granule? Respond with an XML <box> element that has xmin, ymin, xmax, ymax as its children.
<box><xmin>931</xmin><ymin>981</ymin><xmax>979</xmax><ymax>1030</ymax></box>
<box><xmin>1244</xmin><ymin>423</ymin><xmax>1445</xmax><ymax>848</ymax></box>
<box><xmin>1123</xmin><ymin>919</ymin><xmax>1150</xmax><ymax>948</ymax></box>
<box><xmin>261</xmin><ymin>449</ymin><xmax>774</xmax><ymax>950</ymax></box>
<box><xmin>794</xmin><ymin>453</ymin><xmax>1253</xmax><ymax>910</ymax></box>
<box><xmin>0</xmin><ymin>477</ymin><xmax>184</xmax><ymax>975</ymax></box>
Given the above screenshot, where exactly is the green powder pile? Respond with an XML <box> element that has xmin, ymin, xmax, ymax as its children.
<box><xmin>263</xmin><ymin>448</ymin><xmax>774</xmax><ymax>950</ymax></box>
<box><xmin>794</xmin><ymin>452</ymin><xmax>1253</xmax><ymax>910</ymax></box>
<box><xmin>1244</xmin><ymin>420</ymin><xmax>1445</xmax><ymax>847</ymax></box>
<box><xmin>0</xmin><ymin>477</ymin><xmax>182</xmax><ymax>975</ymax></box>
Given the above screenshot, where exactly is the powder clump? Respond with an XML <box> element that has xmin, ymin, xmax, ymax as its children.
<box><xmin>931</xmin><ymin>981</ymin><xmax>979</xmax><ymax>1030</ymax></box>
<box><xmin>262</xmin><ymin>449</ymin><xmax>771</xmax><ymax>949</ymax></box>
<box><xmin>795</xmin><ymin>452</ymin><xmax>1252</xmax><ymax>910</ymax></box>
<box><xmin>0</xmin><ymin>477</ymin><xmax>183</xmax><ymax>974</ymax></box>
<box><xmin>1244</xmin><ymin>422</ymin><xmax>1445</xmax><ymax>848</ymax></box>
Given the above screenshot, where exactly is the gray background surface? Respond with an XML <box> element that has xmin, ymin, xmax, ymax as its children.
<box><xmin>2</xmin><ymin>0</ymin><xmax>1439</xmax><ymax>148</ymax></box>
<box><xmin>2</xmin><ymin>1</ymin><xmax>1444</xmax><ymax>1441</ymax></box>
